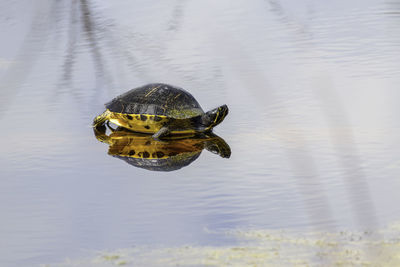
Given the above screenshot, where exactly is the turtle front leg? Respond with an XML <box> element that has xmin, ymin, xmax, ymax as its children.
<box><xmin>152</xmin><ymin>126</ymin><xmax>170</xmax><ymax>140</ymax></box>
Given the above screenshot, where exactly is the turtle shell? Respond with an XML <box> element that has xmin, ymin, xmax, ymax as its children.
<box><xmin>105</xmin><ymin>83</ymin><xmax>204</xmax><ymax>119</ymax></box>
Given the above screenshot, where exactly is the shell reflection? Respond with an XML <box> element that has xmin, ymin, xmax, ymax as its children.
<box><xmin>93</xmin><ymin>125</ymin><xmax>231</xmax><ymax>172</ymax></box>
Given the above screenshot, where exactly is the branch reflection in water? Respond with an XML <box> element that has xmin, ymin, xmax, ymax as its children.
<box><xmin>93</xmin><ymin>124</ymin><xmax>231</xmax><ymax>172</ymax></box>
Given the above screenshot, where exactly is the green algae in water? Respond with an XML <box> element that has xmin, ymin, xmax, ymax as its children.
<box><xmin>47</xmin><ymin>223</ymin><xmax>400</xmax><ymax>267</ymax></box>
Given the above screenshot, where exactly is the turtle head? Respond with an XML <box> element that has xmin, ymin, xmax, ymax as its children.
<box><xmin>201</xmin><ymin>105</ymin><xmax>229</xmax><ymax>130</ymax></box>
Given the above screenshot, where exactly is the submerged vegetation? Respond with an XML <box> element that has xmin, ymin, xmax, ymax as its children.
<box><xmin>49</xmin><ymin>223</ymin><xmax>400</xmax><ymax>266</ymax></box>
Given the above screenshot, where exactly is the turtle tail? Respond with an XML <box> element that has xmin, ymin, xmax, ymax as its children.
<box><xmin>93</xmin><ymin>110</ymin><xmax>111</xmax><ymax>127</ymax></box>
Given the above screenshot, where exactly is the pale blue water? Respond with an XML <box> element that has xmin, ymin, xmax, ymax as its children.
<box><xmin>1</xmin><ymin>0</ymin><xmax>400</xmax><ymax>266</ymax></box>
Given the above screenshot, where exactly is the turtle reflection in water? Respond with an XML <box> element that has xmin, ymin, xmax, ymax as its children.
<box><xmin>93</xmin><ymin>125</ymin><xmax>231</xmax><ymax>172</ymax></box>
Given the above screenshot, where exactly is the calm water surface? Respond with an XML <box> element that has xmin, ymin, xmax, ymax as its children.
<box><xmin>1</xmin><ymin>0</ymin><xmax>400</xmax><ymax>266</ymax></box>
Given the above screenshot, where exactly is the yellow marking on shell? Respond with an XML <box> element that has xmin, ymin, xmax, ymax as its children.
<box><xmin>144</xmin><ymin>85</ymin><xmax>162</xmax><ymax>98</ymax></box>
<box><xmin>165</xmin><ymin>108</ymin><xmax>202</xmax><ymax>119</ymax></box>
<box><xmin>108</xmin><ymin>111</ymin><xmax>168</xmax><ymax>134</ymax></box>
<box><xmin>174</xmin><ymin>93</ymin><xmax>182</xmax><ymax>99</ymax></box>
<box><xmin>107</xmin><ymin>110</ymin><xmax>201</xmax><ymax>135</ymax></box>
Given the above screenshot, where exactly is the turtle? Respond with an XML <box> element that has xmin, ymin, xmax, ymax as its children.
<box><xmin>93</xmin><ymin>83</ymin><xmax>229</xmax><ymax>139</ymax></box>
<box><xmin>93</xmin><ymin>125</ymin><xmax>231</xmax><ymax>171</ymax></box>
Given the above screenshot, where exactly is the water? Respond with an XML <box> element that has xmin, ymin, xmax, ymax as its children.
<box><xmin>1</xmin><ymin>0</ymin><xmax>400</xmax><ymax>266</ymax></box>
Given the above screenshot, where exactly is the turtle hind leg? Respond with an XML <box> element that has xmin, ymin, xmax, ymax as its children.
<box><xmin>93</xmin><ymin>110</ymin><xmax>111</xmax><ymax>127</ymax></box>
<box><xmin>152</xmin><ymin>126</ymin><xmax>170</xmax><ymax>140</ymax></box>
